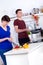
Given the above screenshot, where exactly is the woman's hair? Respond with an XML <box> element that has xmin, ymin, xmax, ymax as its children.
<box><xmin>1</xmin><ymin>15</ymin><xmax>10</xmax><ymax>22</ymax></box>
<box><xmin>15</xmin><ymin>9</ymin><xmax>22</xmax><ymax>14</ymax></box>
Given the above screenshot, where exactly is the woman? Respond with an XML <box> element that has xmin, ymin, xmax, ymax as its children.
<box><xmin>0</xmin><ymin>15</ymin><xmax>13</xmax><ymax>65</ymax></box>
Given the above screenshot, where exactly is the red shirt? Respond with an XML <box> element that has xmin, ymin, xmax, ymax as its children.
<box><xmin>14</xmin><ymin>19</ymin><xmax>28</xmax><ymax>39</ymax></box>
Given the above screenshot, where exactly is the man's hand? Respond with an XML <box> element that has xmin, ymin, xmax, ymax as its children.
<box><xmin>26</xmin><ymin>28</ymin><xmax>30</xmax><ymax>32</ymax></box>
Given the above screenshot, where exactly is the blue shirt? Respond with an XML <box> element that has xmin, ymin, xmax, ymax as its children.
<box><xmin>0</xmin><ymin>26</ymin><xmax>13</xmax><ymax>53</ymax></box>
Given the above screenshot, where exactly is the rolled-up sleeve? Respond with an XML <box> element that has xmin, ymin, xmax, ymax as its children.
<box><xmin>14</xmin><ymin>20</ymin><xmax>18</xmax><ymax>26</ymax></box>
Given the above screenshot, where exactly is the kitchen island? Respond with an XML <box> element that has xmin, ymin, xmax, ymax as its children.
<box><xmin>4</xmin><ymin>42</ymin><xmax>43</xmax><ymax>65</ymax></box>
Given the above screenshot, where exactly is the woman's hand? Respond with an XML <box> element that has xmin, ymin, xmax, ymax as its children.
<box><xmin>7</xmin><ymin>37</ymin><xmax>13</xmax><ymax>42</ymax></box>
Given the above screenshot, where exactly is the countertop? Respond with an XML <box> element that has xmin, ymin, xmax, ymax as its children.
<box><xmin>4</xmin><ymin>42</ymin><xmax>43</xmax><ymax>55</ymax></box>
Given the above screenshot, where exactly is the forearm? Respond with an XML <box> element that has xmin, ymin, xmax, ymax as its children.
<box><xmin>14</xmin><ymin>26</ymin><xmax>30</xmax><ymax>33</ymax></box>
<box><xmin>0</xmin><ymin>38</ymin><xmax>7</xmax><ymax>42</ymax></box>
<box><xmin>16</xmin><ymin>29</ymin><xmax>27</xmax><ymax>33</ymax></box>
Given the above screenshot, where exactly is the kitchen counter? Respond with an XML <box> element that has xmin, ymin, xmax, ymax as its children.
<box><xmin>4</xmin><ymin>42</ymin><xmax>43</xmax><ymax>55</ymax></box>
<box><xmin>4</xmin><ymin>42</ymin><xmax>43</xmax><ymax>65</ymax></box>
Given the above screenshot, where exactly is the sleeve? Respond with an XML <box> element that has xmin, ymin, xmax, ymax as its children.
<box><xmin>0</xmin><ymin>34</ymin><xmax>1</xmax><ymax>38</ymax></box>
<box><xmin>13</xmin><ymin>20</ymin><xmax>18</xmax><ymax>26</ymax></box>
<box><xmin>7</xmin><ymin>26</ymin><xmax>10</xmax><ymax>31</ymax></box>
<box><xmin>7</xmin><ymin>26</ymin><xmax>11</xmax><ymax>37</ymax></box>
<box><xmin>0</xmin><ymin>29</ymin><xmax>1</xmax><ymax>38</ymax></box>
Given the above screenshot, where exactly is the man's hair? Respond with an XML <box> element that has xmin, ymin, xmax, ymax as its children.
<box><xmin>15</xmin><ymin>9</ymin><xmax>22</xmax><ymax>14</ymax></box>
<box><xmin>1</xmin><ymin>15</ymin><xmax>10</xmax><ymax>22</ymax></box>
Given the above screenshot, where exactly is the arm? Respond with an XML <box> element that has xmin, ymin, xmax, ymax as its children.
<box><xmin>0</xmin><ymin>37</ymin><xmax>13</xmax><ymax>43</ymax></box>
<box><xmin>9</xmin><ymin>36</ymin><xmax>13</xmax><ymax>42</ymax></box>
<box><xmin>0</xmin><ymin>38</ymin><xmax>8</xmax><ymax>42</ymax></box>
<box><xmin>14</xmin><ymin>26</ymin><xmax>29</xmax><ymax>33</ymax></box>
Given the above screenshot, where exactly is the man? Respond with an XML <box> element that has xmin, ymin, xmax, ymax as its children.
<box><xmin>14</xmin><ymin>9</ymin><xmax>30</xmax><ymax>46</ymax></box>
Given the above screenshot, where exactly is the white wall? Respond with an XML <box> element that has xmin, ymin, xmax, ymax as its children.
<box><xmin>0</xmin><ymin>0</ymin><xmax>43</xmax><ymax>18</ymax></box>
